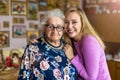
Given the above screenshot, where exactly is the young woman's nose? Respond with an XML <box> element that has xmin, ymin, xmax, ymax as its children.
<box><xmin>67</xmin><ymin>22</ymin><xmax>73</xmax><ymax>29</ymax></box>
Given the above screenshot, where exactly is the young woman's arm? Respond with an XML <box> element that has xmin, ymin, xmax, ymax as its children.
<box><xmin>71</xmin><ymin>35</ymin><xmax>101</xmax><ymax>80</ymax></box>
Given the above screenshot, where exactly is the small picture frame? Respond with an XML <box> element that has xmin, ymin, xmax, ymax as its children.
<box><xmin>12</xmin><ymin>25</ymin><xmax>27</xmax><ymax>38</ymax></box>
<box><xmin>38</xmin><ymin>0</ymin><xmax>48</xmax><ymax>11</ymax></box>
<box><xmin>39</xmin><ymin>12</ymin><xmax>45</xmax><ymax>22</ymax></box>
<box><xmin>27</xmin><ymin>1</ymin><xmax>38</xmax><ymax>20</ymax></box>
<box><xmin>19</xmin><ymin>18</ymin><xmax>25</xmax><ymax>24</ymax></box>
<box><xmin>13</xmin><ymin>17</ymin><xmax>19</xmax><ymax>24</ymax></box>
<box><xmin>29</xmin><ymin>22</ymin><xmax>38</xmax><ymax>29</ymax></box>
<box><xmin>0</xmin><ymin>31</ymin><xmax>10</xmax><ymax>48</ymax></box>
<box><xmin>0</xmin><ymin>0</ymin><xmax>9</xmax><ymax>15</ymax></box>
<box><xmin>11</xmin><ymin>1</ymin><xmax>27</xmax><ymax>16</ymax></box>
<box><xmin>3</xmin><ymin>21</ymin><xmax>10</xmax><ymax>28</ymax></box>
<box><xmin>27</xmin><ymin>30</ymin><xmax>39</xmax><ymax>41</ymax></box>
<box><xmin>13</xmin><ymin>17</ymin><xmax>25</xmax><ymax>24</ymax></box>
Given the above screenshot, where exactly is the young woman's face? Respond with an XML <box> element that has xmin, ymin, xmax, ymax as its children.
<box><xmin>45</xmin><ymin>17</ymin><xmax>64</xmax><ymax>42</ymax></box>
<box><xmin>64</xmin><ymin>12</ymin><xmax>82</xmax><ymax>40</ymax></box>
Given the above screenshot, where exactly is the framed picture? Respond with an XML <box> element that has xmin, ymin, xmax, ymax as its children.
<box><xmin>0</xmin><ymin>0</ymin><xmax>9</xmax><ymax>15</ymax></box>
<box><xmin>29</xmin><ymin>22</ymin><xmax>38</xmax><ymax>29</ymax></box>
<box><xmin>0</xmin><ymin>31</ymin><xmax>9</xmax><ymax>48</ymax></box>
<box><xmin>11</xmin><ymin>1</ymin><xmax>27</xmax><ymax>16</ymax></box>
<box><xmin>13</xmin><ymin>17</ymin><xmax>19</xmax><ymax>24</ymax></box>
<box><xmin>3</xmin><ymin>21</ymin><xmax>10</xmax><ymax>28</ymax></box>
<box><xmin>13</xmin><ymin>17</ymin><xmax>25</xmax><ymax>24</ymax></box>
<box><xmin>27</xmin><ymin>1</ymin><xmax>38</xmax><ymax>20</ymax></box>
<box><xmin>27</xmin><ymin>30</ymin><xmax>39</xmax><ymax>41</ymax></box>
<box><xmin>9</xmin><ymin>49</ymin><xmax>22</xmax><ymax>68</ymax></box>
<box><xmin>38</xmin><ymin>0</ymin><xmax>48</xmax><ymax>11</ymax></box>
<box><xmin>19</xmin><ymin>18</ymin><xmax>25</xmax><ymax>24</ymax></box>
<box><xmin>39</xmin><ymin>12</ymin><xmax>45</xmax><ymax>22</ymax></box>
<box><xmin>0</xmin><ymin>49</ymin><xmax>5</xmax><ymax>71</ymax></box>
<box><xmin>12</xmin><ymin>25</ymin><xmax>27</xmax><ymax>38</ymax></box>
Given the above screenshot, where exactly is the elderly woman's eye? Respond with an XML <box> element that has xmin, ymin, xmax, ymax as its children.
<box><xmin>48</xmin><ymin>25</ymin><xmax>53</xmax><ymax>29</ymax></box>
<box><xmin>57</xmin><ymin>26</ymin><xmax>63</xmax><ymax>29</ymax></box>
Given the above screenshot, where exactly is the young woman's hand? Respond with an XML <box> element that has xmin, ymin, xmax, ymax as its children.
<box><xmin>64</xmin><ymin>44</ymin><xmax>74</xmax><ymax>60</ymax></box>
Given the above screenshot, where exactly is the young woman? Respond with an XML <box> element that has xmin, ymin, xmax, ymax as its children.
<box><xmin>64</xmin><ymin>7</ymin><xmax>111</xmax><ymax>80</ymax></box>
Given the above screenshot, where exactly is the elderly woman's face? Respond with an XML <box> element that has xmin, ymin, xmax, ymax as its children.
<box><xmin>44</xmin><ymin>17</ymin><xmax>64</xmax><ymax>42</ymax></box>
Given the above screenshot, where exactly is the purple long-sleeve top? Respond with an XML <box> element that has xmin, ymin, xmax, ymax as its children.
<box><xmin>71</xmin><ymin>35</ymin><xmax>111</xmax><ymax>80</ymax></box>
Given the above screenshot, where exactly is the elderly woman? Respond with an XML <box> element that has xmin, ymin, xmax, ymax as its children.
<box><xmin>18</xmin><ymin>9</ymin><xmax>78</xmax><ymax>80</ymax></box>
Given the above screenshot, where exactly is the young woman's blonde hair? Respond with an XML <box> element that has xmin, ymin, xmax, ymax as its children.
<box><xmin>64</xmin><ymin>7</ymin><xmax>105</xmax><ymax>49</ymax></box>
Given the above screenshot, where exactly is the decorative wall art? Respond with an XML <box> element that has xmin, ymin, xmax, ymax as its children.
<box><xmin>13</xmin><ymin>17</ymin><xmax>19</xmax><ymax>24</ymax></box>
<box><xmin>27</xmin><ymin>30</ymin><xmax>39</xmax><ymax>42</ymax></box>
<box><xmin>27</xmin><ymin>1</ymin><xmax>38</xmax><ymax>20</ymax></box>
<box><xmin>12</xmin><ymin>25</ymin><xmax>27</xmax><ymax>38</ymax></box>
<box><xmin>19</xmin><ymin>18</ymin><xmax>25</xmax><ymax>24</ymax></box>
<box><xmin>13</xmin><ymin>17</ymin><xmax>25</xmax><ymax>24</ymax></box>
<box><xmin>39</xmin><ymin>12</ymin><xmax>45</xmax><ymax>22</ymax></box>
<box><xmin>11</xmin><ymin>1</ymin><xmax>27</xmax><ymax>16</ymax></box>
<box><xmin>3</xmin><ymin>21</ymin><xmax>9</xmax><ymax>28</ymax></box>
<box><xmin>38</xmin><ymin>0</ymin><xmax>48</xmax><ymax>11</ymax></box>
<box><xmin>0</xmin><ymin>31</ymin><xmax>9</xmax><ymax>48</ymax></box>
<box><xmin>0</xmin><ymin>0</ymin><xmax>9</xmax><ymax>15</ymax></box>
<box><xmin>29</xmin><ymin>22</ymin><xmax>38</xmax><ymax>29</ymax></box>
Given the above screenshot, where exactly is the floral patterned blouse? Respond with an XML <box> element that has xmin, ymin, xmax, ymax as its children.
<box><xmin>18</xmin><ymin>37</ymin><xmax>78</xmax><ymax>80</ymax></box>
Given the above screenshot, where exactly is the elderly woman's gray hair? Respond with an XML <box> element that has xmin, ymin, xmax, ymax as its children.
<box><xmin>41</xmin><ymin>9</ymin><xmax>65</xmax><ymax>24</ymax></box>
<box><xmin>39</xmin><ymin>9</ymin><xmax>65</xmax><ymax>34</ymax></box>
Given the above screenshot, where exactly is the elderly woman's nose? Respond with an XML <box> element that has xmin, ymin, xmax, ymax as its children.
<box><xmin>52</xmin><ymin>27</ymin><xmax>58</xmax><ymax>32</ymax></box>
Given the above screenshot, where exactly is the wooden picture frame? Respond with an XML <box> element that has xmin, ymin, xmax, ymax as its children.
<box><xmin>12</xmin><ymin>25</ymin><xmax>27</xmax><ymax>38</ymax></box>
<box><xmin>11</xmin><ymin>1</ymin><xmax>27</xmax><ymax>16</ymax></box>
<box><xmin>27</xmin><ymin>30</ymin><xmax>39</xmax><ymax>41</ymax></box>
<box><xmin>0</xmin><ymin>0</ymin><xmax>9</xmax><ymax>15</ymax></box>
<box><xmin>39</xmin><ymin>12</ymin><xmax>45</xmax><ymax>22</ymax></box>
<box><xmin>0</xmin><ymin>31</ymin><xmax>9</xmax><ymax>48</ymax></box>
<box><xmin>13</xmin><ymin>17</ymin><xmax>19</xmax><ymax>24</ymax></box>
<box><xmin>3</xmin><ymin>21</ymin><xmax>10</xmax><ymax>28</ymax></box>
<box><xmin>29</xmin><ymin>22</ymin><xmax>38</xmax><ymax>29</ymax></box>
<box><xmin>38</xmin><ymin>0</ymin><xmax>48</xmax><ymax>11</ymax></box>
<box><xmin>27</xmin><ymin>1</ymin><xmax>38</xmax><ymax>20</ymax></box>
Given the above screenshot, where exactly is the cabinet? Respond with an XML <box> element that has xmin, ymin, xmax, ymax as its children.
<box><xmin>116</xmin><ymin>62</ymin><xmax>120</xmax><ymax>80</ymax></box>
<box><xmin>107</xmin><ymin>61</ymin><xmax>116</xmax><ymax>80</ymax></box>
<box><xmin>107</xmin><ymin>61</ymin><xmax>120</xmax><ymax>80</ymax></box>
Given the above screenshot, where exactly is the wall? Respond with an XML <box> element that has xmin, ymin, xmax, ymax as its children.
<box><xmin>0</xmin><ymin>0</ymin><xmax>83</xmax><ymax>50</ymax></box>
<box><xmin>0</xmin><ymin>0</ymin><xmax>39</xmax><ymax>50</ymax></box>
